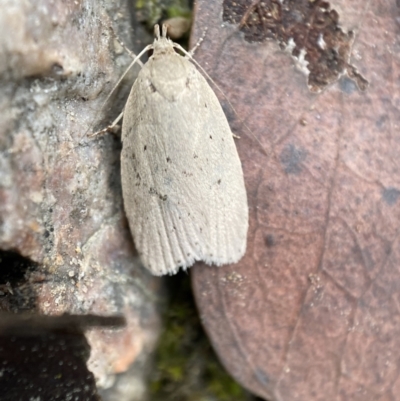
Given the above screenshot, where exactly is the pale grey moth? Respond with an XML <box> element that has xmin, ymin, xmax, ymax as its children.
<box><xmin>121</xmin><ymin>24</ymin><xmax>248</xmax><ymax>275</ymax></box>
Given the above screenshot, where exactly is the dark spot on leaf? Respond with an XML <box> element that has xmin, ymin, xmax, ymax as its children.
<box><xmin>217</xmin><ymin>179</ymin><xmax>221</xmax><ymax>185</ymax></box>
<box><xmin>255</xmin><ymin>368</ymin><xmax>270</xmax><ymax>386</ymax></box>
<box><xmin>144</xmin><ymin>145</ymin><xmax>147</xmax><ymax>151</ymax></box>
<box><xmin>376</xmin><ymin>115</ymin><xmax>388</xmax><ymax>129</ymax></box>
<box><xmin>382</xmin><ymin>187</ymin><xmax>400</xmax><ymax>206</ymax></box>
<box><xmin>205</xmin><ymin>103</ymin><xmax>207</xmax><ymax>108</ymax></box>
<box><xmin>264</xmin><ymin>234</ymin><xmax>275</xmax><ymax>247</ymax></box>
<box><xmin>149</xmin><ymin>82</ymin><xmax>157</xmax><ymax>92</ymax></box>
<box><xmin>360</xmin><ymin>247</ymin><xmax>375</xmax><ymax>271</ymax></box>
<box><xmin>166</xmin><ymin>157</ymin><xmax>171</xmax><ymax>163</ymax></box>
<box><xmin>193</xmin><ymin>153</ymin><xmax>198</xmax><ymax>159</ymax></box>
<box><xmin>339</xmin><ymin>76</ymin><xmax>357</xmax><ymax>94</ymax></box>
<box><xmin>209</xmin><ymin>135</ymin><xmax>213</xmax><ymax>139</ymax></box>
<box><xmin>279</xmin><ymin>143</ymin><xmax>307</xmax><ymax>174</ymax></box>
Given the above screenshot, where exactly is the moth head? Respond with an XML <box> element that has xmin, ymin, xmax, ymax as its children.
<box><xmin>153</xmin><ymin>24</ymin><xmax>174</xmax><ymax>54</ymax></box>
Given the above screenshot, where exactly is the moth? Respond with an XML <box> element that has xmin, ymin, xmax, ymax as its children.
<box><xmin>120</xmin><ymin>24</ymin><xmax>248</xmax><ymax>275</ymax></box>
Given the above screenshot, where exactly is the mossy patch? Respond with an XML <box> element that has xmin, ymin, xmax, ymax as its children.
<box><xmin>149</xmin><ymin>271</ymin><xmax>257</xmax><ymax>401</ymax></box>
<box><xmin>135</xmin><ymin>0</ymin><xmax>192</xmax><ymax>29</ymax></box>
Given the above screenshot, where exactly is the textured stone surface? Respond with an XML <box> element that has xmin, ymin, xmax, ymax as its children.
<box><xmin>191</xmin><ymin>1</ymin><xmax>400</xmax><ymax>400</ymax></box>
<box><xmin>0</xmin><ymin>1</ymin><xmax>163</xmax><ymax>400</ymax></box>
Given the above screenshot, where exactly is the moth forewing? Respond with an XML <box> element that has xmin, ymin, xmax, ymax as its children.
<box><xmin>120</xmin><ymin>24</ymin><xmax>248</xmax><ymax>275</ymax></box>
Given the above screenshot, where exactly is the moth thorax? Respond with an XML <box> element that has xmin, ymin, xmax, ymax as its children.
<box><xmin>152</xmin><ymin>37</ymin><xmax>175</xmax><ymax>55</ymax></box>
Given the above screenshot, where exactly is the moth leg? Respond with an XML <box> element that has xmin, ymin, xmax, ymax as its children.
<box><xmin>88</xmin><ymin>109</ymin><xmax>124</xmax><ymax>138</ymax></box>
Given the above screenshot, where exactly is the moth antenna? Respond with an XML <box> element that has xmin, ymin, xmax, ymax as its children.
<box><xmin>110</xmin><ymin>26</ymin><xmax>144</xmax><ymax>66</ymax></box>
<box><xmin>189</xmin><ymin>27</ymin><xmax>208</xmax><ymax>56</ymax></box>
<box><xmin>172</xmin><ymin>42</ymin><xmax>268</xmax><ymax>156</ymax></box>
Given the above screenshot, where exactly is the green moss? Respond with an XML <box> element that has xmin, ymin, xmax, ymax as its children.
<box><xmin>166</xmin><ymin>3</ymin><xmax>192</xmax><ymax>19</ymax></box>
<box><xmin>149</xmin><ymin>272</ymin><xmax>257</xmax><ymax>401</ymax></box>
<box><xmin>135</xmin><ymin>0</ymin><xmax>192</xmax><ymax>28</ymax></box>
<box><xmin>135</xmin><ymin>0</ymin><xmax>162</xmax><ymax>27</ymax></box>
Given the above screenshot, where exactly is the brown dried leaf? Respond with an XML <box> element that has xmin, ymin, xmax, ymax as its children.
<box><xmin>191</xmin><ymin>1</ymin><xmax>400</xmax><ymax>400</ymax></box>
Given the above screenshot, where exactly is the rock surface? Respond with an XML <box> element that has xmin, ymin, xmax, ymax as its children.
<box><xmin>0</xmin><ymin>1</ymin><xmax>163</xmax><ymax>399</ymax></box>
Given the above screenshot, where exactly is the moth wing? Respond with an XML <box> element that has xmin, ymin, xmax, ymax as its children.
<box><xmin>121</xmin><ymin>60</ymin><xmax>248</xmax><ymax>275</ymax></box>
